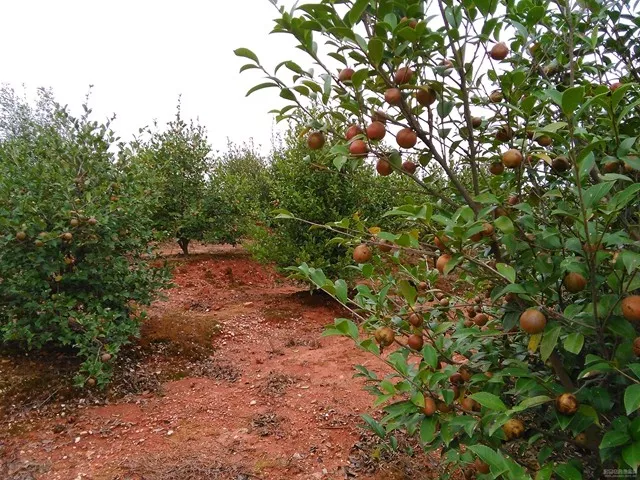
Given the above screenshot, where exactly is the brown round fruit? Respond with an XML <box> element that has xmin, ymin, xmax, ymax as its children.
<box><xmin>349</xmin><ymin>139</ymin><xmax>369</xmax><ymax>157</ymax></box>
<box><xmin>563</xmin><ymin>272</ymin><xmax>587</xmax><ymax>293</ymax></box>
<box><xmin>16</xmin><ymin>231</ymin><xmax>27</xmax><ymax>241</ymax></box>
<box><xmin>459</xmin><ymin>367</ymin><xmax>472</xmax><ymax>382</ymax></box>
<box><xmin>101</xmin><ymin>353</ymin><xmax>112</xmax><ymax>362</ymax></box>
<box><xmin>62</xmin><ymin>232</ymin><xmax>73</xmax><ymax>242</ymax></box>
<box><xmin>439</xmin><ymin>297</ymin><xmax>450</xmax><ymax>307</ymax></box>
<box><xmin>603</xmin><ymin>160</ymin><xmax>620</xmax><ymax>173</ymax></box>
<box><xmin>307</xmin><ymin>132</ymin><xmax>325</xmax><ymax>150</ymax></box>
<box><xmin>508</xmin><ymin>195</ymin><xmax>519</xmax><ymax>206</ymax></box>
<box><xmin>474</xmin><ymin>458</ymin><xmax>490</xmax><ymax>474</ymax></box>
<box><xmin>402</xmin><ymin>161</ymin><xmax>418</xmax><ymax>174</ymax></box>
<box><xmin>556</xmin><ymin>393</ymin><xmax>579</xmax><ymax>415</ymax></box>
<box><xmin>371</xmin><ymin>110</ymin><xmax>389</xmax><ymax>124</ymax></box>
<box><xmin>473</xmin><ymin>314</ymin><xmax>489</xmax><ymax>326</ymax></box>
<box><xmin>345</xmin><ymin>124</ymin><xmax>363</xmax><ymax>140</ymax></box>
<box><xmin>519</xmin><ymin>308</ymin><xmax>547</xmax><ymax>334</ymax></box>
<box><xmin>87</xmin><ymin>217</ymin><xmax>98</xmax><ymax>226</ymax></box>
<box><xmin>366</xmin><ymin>121</ymin><xmax>386</xmax><ymax>141</ymax></box>
<box><xmin>502</xmin><ymin>149</ymin><xmax>523</xmax><ymax>168</ymax></box>
<box><xmin>461</xmin><ymin>397</ymin><xmax>480</xmax><ymax>412</ymax></box>
<box><xmin>86</xmin><ymin>378</ymin><xmax>96</xmax><ymax>387</ymax></box>
<box><xmin>397</xmin><ymin>128</ymin><xmax>418</xmax><ymax>149</ymax></box>
<box><xmin>450</xmin><ymin>373</ymin><xmax>464</xmax><ymax>385</ymax></box>
<box><xmin>353</xmin><ymin>244</ymin><xmax>373</xmax><ymax>263</ymax></box>
<box><xmin>376</xmin><ymin>157</ymin><xmax>394</xmax><ymax>176</ymax></box>
<box><xmin>407</xmin><ymin>334</ymin><xmax>424</xmax><ymax>351</ymax></box>
<box><xmin>378</xmin><ymin>240</ymin><xmax>392</xmax><ymax>253</ymax></box>
<box><xmin>552</xmin><ymin>156</ymin><xmax>571</xmax><ymax>173</ymax></box>
<box><xmin>495</xmin><ymin>125</ymin><xmax>514</xmax><ymax>142</ymax></box>
<box><xmin>416</xmin><ymin>86</ymin><xmax>437</xmax><ymax>106</ymax></box>
<box><xmin>408</xmin><ymin>313</ymin><xmax>423</xmax><ymax>328</ymax></box>
<box><xmin>489</xmin><ymin>162</ymin><xmax>505</xmax><ymax>175</ymax></box>
<box><xmin>395</xmin><ymin>66</ymin><xmax>414</xmax><ymax>84</ymax></box>
<box><xmin>437</xmin><ymin>401</ymin><xmax>453</xmax><ymax>413</ymax></box>
<box><xmin>436</xmin><ymin>254</ymin><xmax>452</xmax><ymax>274</ymax></box>
<box><xmin>634</xmin><ymin>337</ymin><xmax>640</xmax><ymax>357</ymax></box>
<box><xmin>622</xmin><ymin>296</ymin><xmax>640</xmax><ymax>322</ymax></box>
<box><xmin>35</xmin><ymin>239</ymin><xmax>44</xmax><ymax>247</ymax></box>
<box><xmin>490</xmin><ymin>42</ymin><xmax>509</xmax><ymax>60</ymax></box>
<box><xmin>482</xmin><ymin>223</ymin><xmax>495</xmax><ymax>237</ymax></box>
<box><xmin>385</xmin><ymin>87</ymin><xmax>402</xmax><ymax>105</ymax></box>
<box><xmin>339</xmin><ymin>68</ymin><xmax>355</xmax><ymax>82</ymax></box>
<box><xmin>471</xmin><ymin>117</ymin><xmax>482</xmax><ymax>128</ymax></box>
<box><xmin>423</xmin><ymin>397</ymin><xmax>437</xmax><ymax>416</ymax></box>
<box><xmin>610</xmin><ymin>81</ymin><xmax>623</xmax><ymax>91</ymax></box>
<box><xmin>434</xmin><ymin>235</ymin><xmax>448</xmax><ymax>250</ymax></box>
<box><xmin>489</xmin><ymin>90</ymin><xmax>503</xmax><ymax>103</ymax></box>
<box><xmin>502</xmin><ymin>418</ymin><xmax>525</xmax><ymax>440</ymax></box>
<box><xmin>575</xmin><ymin>432</ymin><xmax>589</xmax><ymax>448</ymax></box>
<box><xmin>374</xmin><ymin>326</ymin><xmax>395</xmax><ymax>346</ymax></box>
<box><xmin>70</xmin><ymin>218</ymin><xmax>79</xmax><ymax>227</ymax></box>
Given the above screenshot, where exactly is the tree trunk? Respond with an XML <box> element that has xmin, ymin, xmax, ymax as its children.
<box><xmin>177</xmin><ymin>238</ymin><xmax>190</xmax><ymax>255</ymax></box>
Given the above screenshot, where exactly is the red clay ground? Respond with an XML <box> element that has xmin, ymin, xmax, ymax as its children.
<box><xmin>0</xmin><ymin>244</ymin><xmax>437</xmax><ymax>480</ymax></box>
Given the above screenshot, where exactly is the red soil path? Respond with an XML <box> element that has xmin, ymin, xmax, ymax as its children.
<box><xmin>1</xmin><ymin>244</ymin><xmax>436</xmax><ymax>480</ymax></box>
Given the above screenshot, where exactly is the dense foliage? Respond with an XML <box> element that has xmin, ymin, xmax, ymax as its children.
<box><xmin>238</xmin><ymin>0</ymin><xmax>640</xmax><ymax>477</ymax></box>
<box><xmin>0</xmin><ymin>101</ymin><xmax>169</xmax><ymax>386</ymax></box>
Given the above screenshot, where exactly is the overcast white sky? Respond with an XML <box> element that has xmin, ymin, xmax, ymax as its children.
<box><xmin>0</xmin><ymin>0</ymin><xmax>302</xmax><ymax>153</ymax></box>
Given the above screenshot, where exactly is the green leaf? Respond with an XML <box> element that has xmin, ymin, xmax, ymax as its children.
<box><xmin>494</xmin><ymin>215</ymin><xmax>514</xmax><ymax>234</ymax></box>
<box><xmin>625</xmin><ymin>384</ymin><xmax>640</xmax><ymax>415</ymax></box>
<box><xmin>600</xmin><ymin>429</ymin><xmax>631</xmax><ymax>449</ymax></box>
<box><xmin>422</xmin><ymin>345</ymin><xmax>438</xmax><ymax>369</ymax></box>
<box><xmin>564</xmin><ymin>333</ymin><xmax>584</xmax><ymax>354</ymax></box>
<box><xmin>536</xmin><ymin>464</ymin><xmax>553</xmax><ymax>480</ymax></box>
<box><xmin>272</xmin><ymin>208</ymin><xmax>294</xmax><ymax>219</ymax></box>
<box><xmin>540</xmin><ymin>327</ymin><xmax>561</xmax><ymax>361</ymax></box>
<box><xmin>514</xmin><ymin>395</ymin><xmax>552</xmax><ymax>411</ymax></box>
<box><xmin>361</xmin><ymin>414</ymin><xmax>386</xmax><ymax>438</ymax></box>
<box><xmin>334</xmin><ymin>279</ymin><xmax>348</xmax><ymax>304</ymax></box>
<box><xmin>368</xmin><ymin>37</ymin><xmax>384</xmax><ymax>66</ymax></box>
<box><xmin>496</xmin><ymin>263</ymin><xmax>516</xmax><ymax>283</ymax></box>
<box><xmin>469</xmin><ymin>392</ymin><xmax>507</xmax><ymax>411</ymax></box>
<box><xmin>622</xmin><ymin>441</ymin><xmax>640</xmax><ymax>471</ymax></box>
<box><xmin>554</xmin><ymin>463</ymin><xmax>582</xmax><ymax>480</ymax></box>
<box><xmin>246</xmin><ymin>82</ymin><xmax>279</xmax><ymax>97</ymax></box>
<box><xmin>234</xmin><ymin>47</ymin><xmax>260</xmax><ymax>64</ymax></box>
<box><xmin>420</xmin><ymin>417</ymin><xmax>437</xmax><ymax>444</ymax></box>
<box><xmin>348</xmin><ymin>0</ymin><xmax>369</xmax><ymax>25</ymax></box>
<box><xmin>397</xmin><ymin>280</ymin><xmax>417</xmax><ymax>306</ymax></box>
<box><xmin>561</xmin><ymin>86</ymin><xmax>585</xmax><ymax>116</ymax></box>
<box><xmin>468</xmin><ymin>445</ymin><xmax>508</xmax><ymax>473</ymax></box>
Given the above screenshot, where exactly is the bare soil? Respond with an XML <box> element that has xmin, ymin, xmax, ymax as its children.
<box><xmin>0</xmin><ymin>243</ymin><xmax>436</xmax><ymax>480</ymax></box>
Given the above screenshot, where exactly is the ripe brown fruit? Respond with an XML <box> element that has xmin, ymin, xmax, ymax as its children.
<box><xmin>16</xmin><ymin>231</ymin><xmax>27</xmax><ymax>241</ymax></box>
<box><xmin>450</xmin><ymin>373</ymin><xmax>464</xmax><ymax>385</ymax></box>
<box><xmin>474</xmin><ymin>458</ymin><xmax>490</xmax><ymax>474</ymax></box>
<box><xmin>552</xmin><ymin>156</ymin><xmax>571</xmax><ymax>173</ymax></box>
<box><xmin>349</xmin><ymin>139</ymin><xmax>369</xmax><ymax>157</ymax></box>
<box><xmin>87</xmin><ymin>217</ymin><xmax>98</xmax><ymax>226</ymax></box>
<box><xmin>508</xmin><ymin>195</ymin><xmax>519</xmax><ymax>206</ymax></box>
<box><xmin>489</xmin><ymin>90</ymin><xmax>503</xmax><ymax>103</ymax></box>
<box><xmin>307</xmin><ymin>132</ymin><xmax>325</xmax><ymax>150</ymax></box>
<box><xmin>436</xmin><ymin>254</ymin><xmax>452</xmax><ymax>274</ymax></box>
<box><xmin>353</xmin><ymin>244</ymin><xmax>373</xmax><ymax>263</ymax></box>
<box><xmin>610</xmin><ymin>81</ymin><xmax>623</xmax><ymax>91</ymax></box>
<box><xmin>378</xmin><ymin>240</ymin><xmax>393</xmax><ymax>253</ymax></box>
<box><xmin>402</xmin><ymin>161</ymin><xmax>418</xmax><ymax>174</ymax></box>
<box><xmin>338</xmin><ymin>68</ymin><xmax>355</xmax><ymax>82</ymax></box>
<box><xmin>423</xmin><ymin>397</ymin><xmax>437</xmax><ymax>416</ymax></box>
<box><xmin>395</xmin><ymin>66</ymin><xmax>414</xmax><ymax>84</ymax></box>
<box><xmin>489</xmin><ymin>162</ymin><xmax>504</xmax><ymax>175</ymax></box>
<box><xmin>471</xmin><ymin>117</ymin><xmax>482</xmax><ymax>128</ymax></box>
<box><xmin>416</xmin><ymin>87</ymin><xmax>437</xmax><ymax>106</ymax></box>
<box><xmin>70</xmin><ymin>218</ymin><xmax>79</xmax><ymax>227</ymax></box>
<box><xmin>459</xmin><ymin>367</ymin><xmax>472</xmax><ymax>382</ymax></box>
<box><xmin>374</xmin><ymin>326</ymin><xmax>395</xmax><ymax>346</ymax></box>
<box><xmin>490</xmin><ymin>42</ymin><xmax>509</xmax><ymax>60</ymax></box>
<box><xmin>633</xmin><ymin>337</ymin><xmax>640</xmax><ymax>357</ymax></box>
<box><xmin>62</xmin><ymin>232</ymin><xmax>73</xmax><ymax>242</ymax></box>
<box><xmin>473</xmin><ymin>313</ymin><xmax>489</xmax><ymax>326</ymax></box>
<box><xmin>345</xmin><ymin>124</ymin><xmax>363</xmax><ymax>140</ymax></box>
<box><xmin>397</xmin><ymin>128</ymin><xmax>418</xmax><ymax>149</ymax></box>
<box><xmin>434</xmin><ymin>235</ymin><xmax>448</xmax><ymax>250</ymax></box>
<box><xmin>563</xmin><ymin>272</ymin><xmax>587</xmax><ymax>293</ymax></box>
<box><xmin>371</xmin><ymin>110</ymin><xmax>389</xmax><ymax>124</ymax></box>
<box><xmin>408</xmin><ymin>313</ymin><xmax>423</xmax><ymax>327</ymax></box>
<box><xmin>502</xmin><ymin>149</ymin><xmax>523</xmax><ymax>168</ymax></box>
<box><xmin>482</xmin><ymin>223</ymin><xmax>495</xmax><ymax>237</ymax></box>
<box><xmin>407</xmin><ymin>334</ymin><xmax>424</xmax><ymax>351</ymax></box>
<box><xmin>437</xmin><ymin>400</ymin><xmax>453</xmax><ymax>413</ymax></box>
<box><xmin>502</xmin><ymin>418</ymin><xmax>525</xmax><ymax>440</ymax></box>
<box><xmin>385</xmin><ymin>87</ymin><xmax>403</xmax><ymax>105</ymax></box>
<box><xmin>536</xmin><ymin>135</ymin><xmax>552</xmax><ymax>147</ymax></box>
<box><xmin>603</xmin><ymin>160</ymin><xmax>620</xmax><ymax>173</ymax></box>
<box><xmin>461</xmin><ymin>397</ymin><xmax>480</xmax><ymax>412</ymax></box>
<box><xmin>575</xmin><ymin>432</ymin><xmax>589</xmax><ymax>448</ymax></box>
<box><xmin>439</xmin><ymin>297</ymin><xmax>450</xmax><ymax>307</ymax></box>
<box><xmin>418</xmin><ymin>281</ymin><xmax>428</xmax><ymax>292</ymax></box>
<box><xmin>101</xmin><ymin>353</ymin><xmax>112</xmax><ymax>362</ymax></box>
<box><xmin>376</xmin><ymin>157</ymin><xmax>394</xmax><ymax>176</ymax></box>
<box><xmin>35</xmin><ymin>239</ymin><xmax>44</xmax><ymax>247</ymax></box>
<box><xmin>86</xmin><ymin>378</ymin><xmax>96</xmax><ymax>387</ymax></box>
<box><xmin>366</xmin><ymin>121</ymin><xmax>386</xmax><ymax>141</ymax></box>
<box><xmin>622</xmin><ymin>296</ymin><xmax>640</xmax><ymax>322</ymax></box>
<box><xmin>495</xmin><ymin>125</ymin><xmax>514</xmax><ymax>142</ymax></box>
<box><xmin>555</xmin><ymin>393</ymin><xmax>579</xmax><ymax>415</ymax></box>
<box><xmin>519</xmin><ymin>308</ymin><xmax>547</xmax><ymax>334</ymax></box>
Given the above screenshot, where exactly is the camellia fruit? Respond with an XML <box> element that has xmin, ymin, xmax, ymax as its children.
<box><xmin>101</xmin><ymin>353</ymin><xmax>112</xmax><ymax>362</ymax></box>
<box><xmin>552</xmin><ymin>156</ymin><xmax>571</xmax><ymax>173</ymax></box>
<box><xmin>502</xmin><ymin>418</ymin><xmax>525</xmax><ymax>440</ymax></box>
<box><xmin>349</xmin><ymin>139</ymin><xmax>368</xmax><ymax>157</ymax></box>
<box><xmin>563</xmin><ymin>272</ymin><xmax>587</xmax><ymax>293</ymax></box>
<box><xmin>70</xmin><ymin>218</ymin><xmax>79</xmax><ymax>227</ymax></box>
<box><xmin>408</xmin><ymin>313</ymin><xmax>423</xmax><ymax>327</ymax></box>
<box><xmin>633</xmin><ymin>337</ymin><xmax>640</xmax><ymax>357</ymax></box>
<box><xmin>407</xmin><ymin>334</ymin><xmax>424</xmax><ymax>351</ymax></box>
<box><xmin>489</xmin><ymin>90</ymin><xmax>503</xmax><ymax>103</ymax></box>
<box><xmin>555</xmin><ymin>393</ymin><xmax>579</xmax><ymax>415</ymax></box>
<box><xmin>536</xmin><ymin>135</ymin><xmax>552</xmax><ymax>147</ymax></box>
<box><xmin>622</xmin><ymin>296</ymin><xmax>640</xmax><ymax>322</ymax></box>
<box><xmin>402</xmin><ymin>161</ymin><xmax>417</xmax><ymax>174</ymax></box>
<box><xmin>396</xmin><ymin>128</ymin><xmax>418</xmax><ymax>149</ymax></box>
<box><xmin>87</xmin><ymin>217</ymin><xmax>98</xmax><ymax>226</ymax></box>
<box><xmin>423</xmin><ymin>397</ymin><xmax>437</xmax><ymax>416</ymax></box>
<box><xmin>461</xmin><ymin>397</ymin><xmax>480</xmax><ymax>412</ymax></box>
<box><xmin>519</xmin><ymin>308</ymin><xmax>546</xmax><ymax>334</ymax></box>
<box><xmin>436</xmin><ymin>254</ymin><xmax>452</xmax><ymax>274</ymax></box>
<box><xmin>603</xmin><ymin>160</ymin><xmax>619</xmax><ymax>173</ymax></box>
<box><xmin>490</xmin><ymin>42</ymin><xmax>509</xmax><ymax>60</ymax></box>
<box><xmin>489</xmin><ymin>162</ymin><xmax>505</xmax><ymax>175</ymax></box>
<box><xmin>366</xmin><ymin>121</ymin><xmax>386</xmax><ymax>141</ymax></box>
<box><xmin>338</xmin><ymin>68</ymin><xmax>355</xmax><ymax>82</ymax></box>
<box><xmin>495</xmin><ymin>125</ymin><xmax>514</xmax><ymax>142</ymax></box>
<box><xmin>62</xmin><ymin>232</ymin><xmax>73</xmax><ymax>242</ymax></box>
<box><xmin>394</xmin><ymin>66</ymin><xmax>413</xmax><ymax>84</ymax></box>
<box><xmin>416</xmin><ymin>86</ymin><xmax>437</xmax><ymax>106</ymax></box>
<box><xmin>374</xmin><ymin>326</ymin><xmax>395</xmax><ymax>346</ymax></box>
<box><xmin>502</xmin><ymin>149</ymin><xmax>523</xmax><ymax>168</ymax></box>
<box><xmin>610</xmin><ymin>81</ymin><xmax>623</xmax><ymax>91</ymax></box>
<box><xmin>434</xmin><ymin>234</ymin><xmax>448</xmax><ymax>250</ymax></box>
<box><xmin>16</xmin><ymin>231</ymin><xmax>27</xmax><ymax>241</ymax></box>
<box><xmin>471</xmin><ymin>117</ymin><xmax>482</xmax><ymax>128</ymax></box>
<box><xmin>473</xmin><ymin>313</ymin><xmax>489</xmax><ymax>326</ymax></box>
<box><xmin>474</xmin><ymin>458</ymin><xmax>490</xmax><ymax>474</ymax></box>
<box><xmin>307</xmin><ymin>132</ymin><xmax>325</xmax><ymax>150</ymax></box>
<box><xmin>353</xmin><ymin>244</ymin><xmax>372</xmax><ymax>263</ymax></box>
<box><xmin>385</xmin><ymin>88</ymin><xmax>402</xmax><ymax>105</ymax></box>
<box><xmin>345</xmin><ymin>124</ymin><xmax>363</xmax><ymax>140</ymax></box>
<box><xmin>376</xmin><ymin>157</ymin><xmax>393</xmax><ymax>176</ymax></box>
<box><xmin>372</xmin><ymin>110</ymin><xmax>389</xmax><ymax>124</ymax></box>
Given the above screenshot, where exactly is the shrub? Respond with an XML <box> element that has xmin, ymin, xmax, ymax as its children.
<box><xmin>239</xmin><ymin>0</ymin><xmax>640</xmax><ymax>477</ymax></box>
<box><xmin>0</xmin><ymin>100</ymin><xmax>169</xmax><ymax>387</ymax></box>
